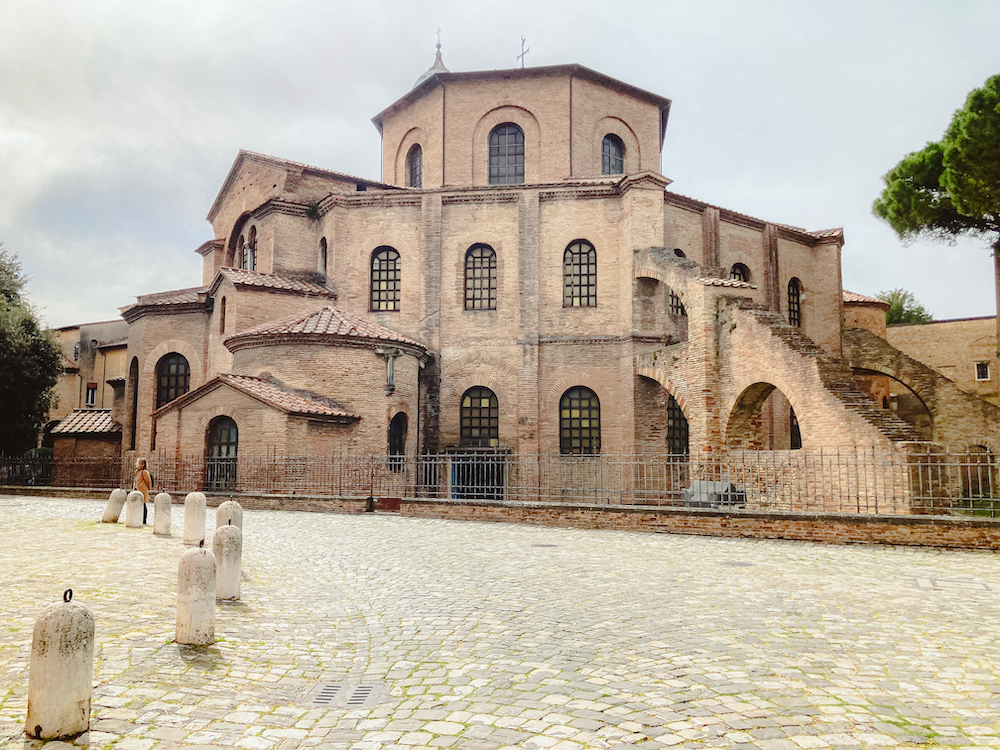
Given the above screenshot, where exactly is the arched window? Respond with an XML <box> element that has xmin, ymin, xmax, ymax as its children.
<box><xmin>128</xmin><ymin>357</ymin><xmax>139</xmax><ymax>450</ymax></box>
<box><xmin>236</xmin><ymin>234</ymin><xmax>245</xmax><ymax>268</ymax></box>
<box><xmin>563</xmin><ymin>240</ymin><xmax>597</xmax><ymax>308</ymax></box>
<box><xmin>560</xmin><ymin>387</ymin><xmax>601</xmax><ymax>455</ymax></box>
<box><xmin>731</xmin><ymin>263</ymin><xmax>750</xmax><ymax>283</ymax></box>
<box><xmin>388</xmin><ymin>413</ymin><xmax>407</xmax><ymax>471</ymax></box>
<box><xmin>667</xmin><ymin>393</ymin><xmax>689</xmax><ymax>455</ymax></box>
<box><xmin>318</xmin><ymin>237</ymin><xmax>327</xmax><ymax>276</ymax></box>
<box><xmin>461</xmin><ymin>387</ymin><xmax>499</xmax><ymax>447</ymax></box>
<box><xmin>219</xmin><ymin>297</ymin><xmax>226</xmax><ymax>335</ymax></box>
<box><xmin>601</xmin><ymin>134</ymin><xmax>625</xmax><ymax>175</ymax></box>
<box><xmin>788</xmin><ymin>278</ymin><xmax>802</xmax><ymax>327</ymax></box>
<box><xmin>206</xmin><ymin>416</ymin><xmax>238</xmax><ymax>491</ymax></box>
<box><xmin>370</xmin><ymin>247</ymin><xmax>400</xmax><ymax>311</ymax></box>
<box><xmin>465</xmin><ymin>244</ymin><xmax>497</xmax><ymax>310</ymax></box>
<box><xmin>489</xmin><ymin>123</ymin><xmax>524</xmax><ymax>185</ymax></box>
<box><xmin>406</xmin><ymin>144</ymin><xmax>422</xmax><ymax>188</ymax></box>
<box><xmin>155</xmin><ymin>353</ymin><xmax>190</xmax><ymax>409</ymax></box>
<box><xmin>790</xmin><ymin>407</ymin><xmax>802</xmax><ymax>450</ymax></box>
<box><xmin>241</xmin><ymin>226</ymin><xmax>257</xmax><ymax>271</ymax></box>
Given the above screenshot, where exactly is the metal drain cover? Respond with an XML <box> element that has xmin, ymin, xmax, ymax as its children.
<box><xmin>304</xmin><ymin>681</ymin><xmax>386</xmax><ymax>708</ymax></box>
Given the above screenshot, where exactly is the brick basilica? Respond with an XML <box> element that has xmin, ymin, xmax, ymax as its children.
<box><xmin>49</xmin><ymin>49</ymin><xmax>1000</xmax><ymax>489</ymax></box>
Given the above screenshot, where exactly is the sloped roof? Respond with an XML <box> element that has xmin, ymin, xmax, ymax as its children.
<box><xmin>226</xmin><ymin>306</ymin><xmax>426</xmax><ymax>352</ymax></box>
<box><xmin>843</xmin><ymin>290</ymin><xmax>890</xmax><ymax>308</ymax></box>
<box><xmin>217</xmin><ymin>374</ymin><xmax>360</xmax><ymax>419</ymax></box>
<box><xmin>62</xmin><ymin>355</ymin><xmax>79</xmax><ymax>372</ymax></box>
<box><xmin>51</xmin><ymin>410</ymin><xmax>122</xmax><ymax>435</ymax></box>
<box><xmin>212</xmin><ymin>268</ymin><xmax>335</xmax><ymax>298</ymax></box>
<box><xmin>120</xmin><ymin>286</ymin><xmax>208</xmax><ymax>318</ymax></box>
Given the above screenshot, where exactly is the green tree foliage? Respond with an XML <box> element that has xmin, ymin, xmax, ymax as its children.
<box><xmin>873</xmin><ymin>73</ymin><xmax>1000</xmax><ymax>263</ymax></box>
<box><xmin>0</xmin><ymin>244</ymin><xmax>62</xmax><ymax>455</ymax></box>
<box><xmin>877</xmin><ymin>288</ymin><xmax>934</xmax><ymax>325</ymax></box>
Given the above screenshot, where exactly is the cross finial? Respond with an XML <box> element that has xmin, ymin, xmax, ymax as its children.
<box><xmin>517</xmin><ymin>36</ymin><xmax>529</xmax><ymax>68</ymax></box>
<box><xmin>436</xmin><ymin>28</ymin><xmax>442</xmax><ymax>49</ymax></box>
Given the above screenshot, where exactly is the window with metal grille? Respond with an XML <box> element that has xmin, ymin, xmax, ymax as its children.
<box><xmin>560</xmin><ymin>387</ymin><xmax>601</xmax><ymax>455</ymax></box>
<box><xmin>563</xmin><ymin>241</ymin><xmax>597</xmax><ymax>307</ymax></box>
<box><xmin>790</xmin><ymin>407</ymin><xmax>802</xmax><ymax>450</ymax></box>
<box><xmin>370</xmin><ymin>247</ymin><xmax>400</xmax><ymax>311</ymax></box>
<box><xmin>787</xmin><ymin>278</ymin><xmax>801</xmax><ymax>327</ymax></box>
<box><xmin>206</xmin><ymin>416</ymin><xmax>238</xmax><ymax>491</ymax></box>
<box><xmin>465</xmin><ymin>244</ymin><xmax>497</xmax><ymax>310</ymax></box>
<box><xmin>669</xmin><ymin>288</ymin><xmax>686</xmax><ymax>316</ymax></box>
<box><xmin>666</xmin><ymin>393</ymin><xmax>688</xmax><ymax>455</ymax></box>
<box><xmin>388</xmin><ymin>413</ymin><xmax>407</xmax><ymax>471</ymax></box>
<box><xmin>156</xmin><ymin>353</ymin><xmax>190</xmax><ymax>409</ymax></box>
<box><xmin>407</xmin><ymin>144</ymin><xmax>422</xmax><ymax>188</ymax></box>
<box><xmin>601</xmin><ymin>134</ymin><xmax>624</xmax><ymax>175</ymax></box>
<box><xmin>731</xmin><ymin>263</ymin><xmax>750</xmax><ymax>283</ymax></box>
<box><xmin>976</xmin><ymin>362</ymin><xmax>990</xmax><ymax>381</ymax></box>
<box><xmin>460</xmin><ymin>387</ymin><xmax>499</xmax><ymax>447</ymax></box>
<box><xmin>489</xmin><ymin>123</ymin><xmax>524</xmax><ymax>185</ymax></box>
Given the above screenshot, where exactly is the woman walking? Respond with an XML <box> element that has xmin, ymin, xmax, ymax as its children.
<box><xmin>134</xmin><ymin>458</ymin><xmax>152</xmax><ymax>524</ymax></box>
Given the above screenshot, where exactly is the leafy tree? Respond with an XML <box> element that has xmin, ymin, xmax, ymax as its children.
<box><xmin>873</xmin><ymin>73</ymin><xmax>1000</xmax><ymax>342</ymax></box>
<box><xmin>877</xmin><ymin>288</ymin><xmax>933</xmax><ymax>325</ymax></box>
<box><xmin>0</xmin><ymin>244</ymin><xmax>63</xmax><ymax>455</ymax></box>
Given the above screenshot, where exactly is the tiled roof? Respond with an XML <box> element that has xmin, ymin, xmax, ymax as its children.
<box><xmin>217</xmin><ymin>374</ymin><xmax>360</xmax><ymax>419</ymax></box>
<box><xmin>228</xmin><ymin>306</ymin><xmax>425</xmax><ymax>349</ymax></box>
<box><xmin>62</xmin><ymin>355</ymin><xmax>79</xmax><ymax>371</ymax></box>
<box><xmin>217</xmin><ymin>268</ymin><xmax>335</xmax><ymax>297</ymax></box>
<box><xmin>51</xmin><ymin>410</ymin><xmax>122</xmax><ymax>435</ymax></box>
<box><xmin>843</xmin><ymin>290</ymin><xmax>889</xmax><ymax>307</ymax></box>
<box><xmin>106</xmin><ymin>376</ymin><xmax>126</xmax><ymax>387</ymax></box>
<box><xmin>121</xmin><ymin>286</ymin><xmax>207</xmax><ymax>315</ymax></box>
<box><xmin>697</xmin><ymin>278</ymin><xmax>756</xmax><ymax>289</ymax></box>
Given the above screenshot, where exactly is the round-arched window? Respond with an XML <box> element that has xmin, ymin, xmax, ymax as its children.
<box><xmin>601</xmin><ymin>134</ymin><xmax>625</xmax><ymax>175</ymax></box>
<box><xmin>489</xmin><ymin>124</ymin><xmax>524</xmax><ymax>185</ymax></box>
<box><xmin>155</xmin><ymin>353</ymin><xmax>190</xmax><ymax>409</ymax></box>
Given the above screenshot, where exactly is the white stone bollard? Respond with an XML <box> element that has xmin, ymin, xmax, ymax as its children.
<box><xmin>183</xmin><ymin>492</ymin><xmax>206</xmax><ymax>547</ymax></box>
<box><xmin>153</xmin><ymin>492</ymin><xmax>172</xmax><ymax>536</ymax></box>
<box><xmin>175</xmin><ymin>545</ymin><xmax>216</xmax><ymax>645</ymax></box>
<box><xmin>215</xmin><ymin>500</ymin><xmax>243</xmax><ymax>531</ymax></box>
<box><xmin>25</xmin><ymin>589</ymin><xmax>95</xmax><ymax>739</ymax></box>
<box><xmin>125</xmin><ymin>491</ymin><xmax>144</xmax><ymax>528</ymax></box>
<box><xmin>213</xmin><ymin>523</ymin><xmax>242</xmax><ymax>600</ymax></box>
<box><xmin>101</xmin><ymin>489</ymin><xmax>127</xmax><ymax>523</ymax></box>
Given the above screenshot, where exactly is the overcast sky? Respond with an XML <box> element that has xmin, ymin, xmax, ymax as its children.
<box><xmin>2</xmin><ymin>0</ymin><xmax>999</xmax><ymax>329</ymax></box>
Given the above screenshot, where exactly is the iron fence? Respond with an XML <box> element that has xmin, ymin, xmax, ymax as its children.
<box><xmin>1</xmin><ymin>446</ymin><xmax>998</xmax><ymax>517</ymax></box>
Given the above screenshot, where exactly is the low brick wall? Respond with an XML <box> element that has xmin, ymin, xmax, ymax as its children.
<box><xmin>400</xmin><ymin>498</ymin><xmax>1000</xmax><ymax>550</ymax></box>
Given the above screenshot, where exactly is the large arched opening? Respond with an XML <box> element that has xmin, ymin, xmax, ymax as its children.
<box><xmin>852</xmin><ymin>367</ymin><xmax>933</xmax><ymax>441</ymax></box>
<box><xmin>727</xmin><ymin>383</ymin><xmax>800</xmax><ymax>450</ymax></box>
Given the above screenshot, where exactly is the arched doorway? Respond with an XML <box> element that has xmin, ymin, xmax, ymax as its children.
<box><xmin>388</xmin><ymin>412</ymin><xmax>407</xmax><ymax>471</ymax></box>
<box><xmin>727</xmin><ymin>383</ymin><xmax>800</xmax><ymax>450</ymax></box>
<box><xmin>206</xmin><ymin>416</ymin><xmax>238</xmax><ymax>491</ymax></box>
<box><xmin>853</xmin><ymin>368</ymin><xmax>933</xmax><ymax>441</ymax></box>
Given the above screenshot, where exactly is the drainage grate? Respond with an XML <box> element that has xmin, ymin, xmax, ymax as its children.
<box><xmin>304</xmin><ymin>681</ymin><xmax>385</xmax><ymax>709</ymax></box>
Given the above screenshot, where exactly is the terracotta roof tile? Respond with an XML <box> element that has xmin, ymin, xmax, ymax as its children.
<box><xmin>697</xmin><ymin>277</ymin><xmax>756</xmax><ymax>289</ymax></box>
<box><xmin>127</xmin><ymin>286</ymin><xmax>207</xmax><ymax>310</ymax></box>
<box><xmin>843</xmin><ymin>290</ymin><xmax>889</xmax><ymax>307</ymax></box>
<box><xmin>229</xmin><ymin>306</ymin><xmax>425</xmax><ymax>349</ymax></box>
<box><xmin>218</xmin><ymin>268</ymin><xmax>335</xmax><ymax>297</ymax></box>
<box><xmin>51</xmin><ymin>410</ymin><xmax>122</xmax><ymax>435</ymax></box>
<box><xmin>62</xmin><ymin>355</ymin><xmax>79</xmax><ymax>371</ymax></box>
<box><xmin>218</xmin><ymin>374</ymin><xmax>360</xmax><ymax>419</ymax></box>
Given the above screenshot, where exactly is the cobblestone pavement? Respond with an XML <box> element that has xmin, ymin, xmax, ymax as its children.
<box><xmin>3</xmin><ymin>496</ymin><xmax>1000</xmax><ymax>750</ymax></box>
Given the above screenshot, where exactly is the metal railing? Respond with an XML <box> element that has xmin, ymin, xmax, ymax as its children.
<box><xmin>1</xmin><ymin>446</ymin><xmax>997</xmax><ymax>517</ymax></box>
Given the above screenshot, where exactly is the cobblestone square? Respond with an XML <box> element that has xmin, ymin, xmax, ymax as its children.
<box><xmin>2</xmin><ymin>495</ymin><xmax>1000</xmax><ymax>749</ymax></box>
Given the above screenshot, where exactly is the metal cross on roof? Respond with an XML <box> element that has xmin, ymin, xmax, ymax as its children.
<box><xmin>517</xmin><ymin>37</ymin><xmax>529</xmax><ymax>68</ymax></box>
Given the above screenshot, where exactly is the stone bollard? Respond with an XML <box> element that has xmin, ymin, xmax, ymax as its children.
<box><xmin>125</xmin><ymin>491</ymin><xmax>144</xmax><ymax>528</ymax></box>
<box><xmin>215</xmin><ymin>500</ymin><xmax>243</xmax><ymax>531</ymax></box>
<box><xmin>175</xmin><ymin>544</ymin><xmax>216</xmax><ymax>645</ymax></box>
<box><xmin>183</xmin><ymin>492</ymin><xmax>206</xmax><ymax>547</ymax></box>
<box><xmin>25</xmin><ymin>589</ymin><xmax>95</xmax><ymax>739</ymax></box>
<box><xmin>101</xmin><ymin>489</ymin><xmax>127</xmax><ymax>523</ymax></box>
<box><xmin>153</xmin><ymin>492</ymin><xmax>172</xmax><ymax>536</ymax></box>
<box><xmin>213</xmin><ymin>523</ymin><xmax>242</xmax><ymax>600</ymax></box>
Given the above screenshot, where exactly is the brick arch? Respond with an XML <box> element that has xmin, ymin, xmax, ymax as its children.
<box><xmin>443</xmin><ymin>349</ymin><xmax>520</xmax><ymax>381</ymax></box>
<box><xmin>195</xmin><ymin>406</ymin><xmax>251</xmax><ymax>449</ymax></box>
<box><xmin>850</xmin><ymin>363</ymin><xmax>930</xmax><ymax>405</ymax></box>
<box><xmin>633</xmin><ymin>264</ymin><xmax>691</xmax><ymax>308</ymax></box>
<box><xmin>472</xmin><ymin>106</ymin><xmax>542</xmax><ymax>186</ymax></box>
<box><xmin>452</xmin><ymin>232</ymin><xmax>507</xmax><ymax>311</ymax></box>
<box><xmin>954</xmin><ymin>438</ymin><xmax>1000</xmax><ymax>457</ymax></box>
<box><xmin>144</xmin><ymin>340</ymin><xmax>203</xmax><ymax>389</ymax></box>
<box><xmin>447</xmin><ymin>373</ymin><xmax>513</xmax><ymax>406</ymax></box>
<box><xmin>545</xmin><ymin>374</ymin><xmax>611</xmax><ymax>412</ymax></box>
<box><xmin>225</xmin><ymin>211</ymin><xmax>254</xmax><ymax>268</ymax></box>
<box><xmin>724</xmin><ymin>373</ymin><xmax>803</xmax><ymax>450</ymax></box>
<box><xmin>552</xmin><ymin>228</ymin><xmax>610</xmax><ymax>259</ymax></box>
<box><xmin>388</xmin><ymin>402</ymin><xmax>411</xmax><ymax>421</ymax></box>
<box><xmin>393</xmin><ymin>127</ymin><xmax>426</xmax><ymax>187</ymax></box>
<box><xmin>635</xmin><ymin>370</ymin><xmax>691</xmax><ymax>416</ymax></box>
<box><xmin>592</xmin><ymin>116</ymin><xmax>641</xmax><ymax>174</ymax></box>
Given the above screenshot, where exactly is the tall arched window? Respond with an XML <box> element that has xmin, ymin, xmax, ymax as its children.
<box><xmin>219</xmin><ymin>297</ymin><xmax>226</xmax><ymax>334</ymax></box>
<box><xmin>563</xmin><ymin>240</ymin><xmax>597</xmax><ymax>307</ymax></box>
<box><xmin>667</xmin><ymin>393</ymin><xmax>689</xmax><ymax>455</ymax></box>
<box><xmin>461</xmin><ymin>387</ymin><xmax>499</xmax><ymax>447</ymax></box>
<box><xmin>206</xmin><ymin>416</ymin><xmax>238</xmax><ymax>491</ymax></box>
<box><xmin>235</xmin><ymin>234</ymin><xmax>245</xmax><ymax>268</ymax></box>
<box><xmin>318</xmin><ymin>237</ymin><xmax>328</xmax><ymax>276</ymax></box>
<box><xmin>601</xmin><ymin>134</ymin><xmax>625</xmax><ymax>175</ymax></box>
<box><xmin>788</xmin><ymin>278</ymin><xmax>802</xmax><ymax>327</ymax></box>
<box><xmin>790</xmin><ymin>407</ymin><xmax>802</xmax><ymax>450</ymax></box>
<box><xmin>388</xmin><ymin>412</ymin><xmax>407</xmax><ymax>471</ymax></box>
<box><xmin>465</xmin><ymin>244</ymin><xmax>497</xmax><ymax>310</ymax></box>
<box><xmin>128</xmin><ymin>357</ymin><xmax>139</xmax><ymax>450</ymax></box>
<box><xmin>241</xmin><ymin>226</ymin><xmax>257</xmax><ymax>271</ymax></box>
<box><xmin>370</xmin><ymin>247</ymin><xmax>400</xmax><ymax>311</ymax></box>
<box><xmin>560</xmin><ymin>387</ymin><xmax>601</xmax><ymax>455</ymax></box>
<box><xmin>406</xmin><ymin>144</ymin><xmax>422</xmax><ymax>188</ymax></box>
<box><xmin>489</xmin><ymin>123</ymin><xmax>524</xmax><ymax>185</ymax></box>
<box><xmin>155</xmin><ymin>353</ymin><xmax>190</xmax><ymax>409</ymax></box>
<box><xmin>731</xmin><ymin>263</ymin><xmax>750</xmax><ymax>283</ymax></box>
